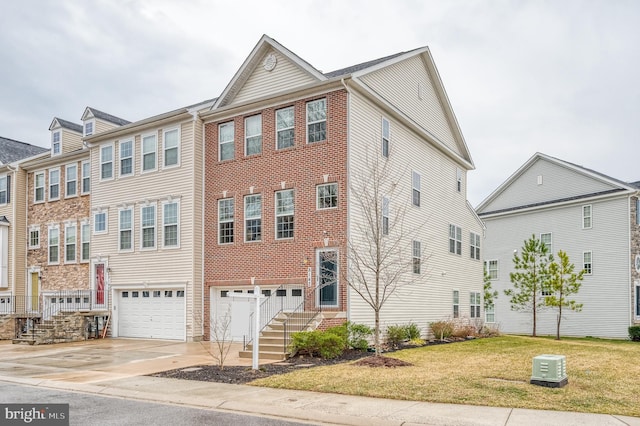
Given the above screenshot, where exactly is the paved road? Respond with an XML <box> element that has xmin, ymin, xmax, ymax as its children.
<box><xmin>0</xmin><ymin>382</ymin><xmax>315</xmax><ymax>426</ymax></box>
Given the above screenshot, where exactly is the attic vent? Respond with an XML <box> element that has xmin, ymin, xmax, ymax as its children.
<box><xmin>537</xmin><ymin>175</ymin><xmax>543</xmax><ymax>185</ymax></box>
<box><xmin>530</xmin><ymin>354</ymin><xmax>568</xmax><ymax>388</ymax></box>
<box><xmin>418</xmin><ymin>83</ymin><xmax>424</xmax><ymax>100</ymax></box>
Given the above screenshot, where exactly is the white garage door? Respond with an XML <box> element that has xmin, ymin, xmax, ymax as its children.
<box><xmin>118</xmin><ymin>289</ymin><xmax>185</xmax><ymax>340</ymax></box>
<box><xmin>211</xmin><ymin>286</ymin><xmax>304</xmax><ymax>342</ymax></box>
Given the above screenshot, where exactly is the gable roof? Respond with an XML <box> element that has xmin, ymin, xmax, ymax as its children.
<box><xmin>82</xmin><ymin>107</ymin><xmax>131</xmax><ymax>126</ymax></box>
<box><xmin>0</xmin><ymin>136</ymin><xmax>48</xmax><ymax>165</ymax></box>
<box><xmin>323</xmin><ymin>51</ymin><xmax>413</xmax><ymax>78</ymax></box>
<box><xmin>477</xmin><ymin>152</ymin><xmax>638</xmax><ymax>215</ymax></box>
<box><xmin>49</xmin><ymin>117</ymin><xmax>83</xmax><ymax>133</ymax></box>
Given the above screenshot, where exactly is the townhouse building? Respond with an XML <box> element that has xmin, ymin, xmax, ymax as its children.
<box><xmin>201</xmin><ymin>36</ymin><xmax>484</xmax><ymax>345</ymax></box>
<box><xmin>477</xmin><ymin>153</ymin><xmax>640</xmax><ymax>338</ymax></box>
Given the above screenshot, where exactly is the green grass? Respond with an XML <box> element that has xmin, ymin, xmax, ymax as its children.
<box><xmin>250</xmin><ymin>335</ymin><xmax>640</xmax><ymax>416</ymax></box>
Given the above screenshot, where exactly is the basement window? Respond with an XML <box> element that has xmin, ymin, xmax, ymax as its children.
<box><xmin>292</xmin><ymin>289</ymin><xmax>302</xmax><ymax>297</ymax></box>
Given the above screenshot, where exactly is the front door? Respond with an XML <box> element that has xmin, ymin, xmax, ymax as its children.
<box><xmin>94</xmin><ymin>263</ymin><xmax>106</xmax><ymax>307</ymax></box>
<box><xmin>317</xmin><ymin>249</ymin><xmax>338</xmax><ymax>307</ymax></box>
<box><xmin>28</xmin><ymin>271</ymin><xmax>39</xmax><ymax>312</ymax></box>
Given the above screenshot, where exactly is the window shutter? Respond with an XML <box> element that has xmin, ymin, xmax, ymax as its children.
<box><xmin>5</xmin><ymin>175</ymin><xmax>10</xmax><ymax>204</ymax></box>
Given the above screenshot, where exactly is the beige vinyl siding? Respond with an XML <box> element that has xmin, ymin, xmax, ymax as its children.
<box><xmin>61</xmin><ymin>129</ymin><xmax>83</xmax><ymax>154</ymax></box>
<box><xmin>13</xmin><ymin>169</ymin><xmax>28</xmax><ymax>297</ymax></box>
<box><xmin>480</xmin><ymin>158</ymin><xmax>621</xmax><ymax>213</ymax></box>
<box><xmin>232</xmin><ymin>50</ymin><xmax>318</xmax><ymax>105</ymax></box>
<box><xmin>359</xmin><ymin>55</ymin><xmax>460</xmax><ymax>157</ymax></box>
<box><xmin>484</xmin><ymin>196</ymin><xmax>630</xmax><ymax>338</ymax></box>
<box><xmin>347</xmin><ymin>91</ymin><xmax>483</xmax><ymax>334</ymax></box>
<box><xmin>91</xmin><ymin>118</ymin><xmax>200</xmax><ymax>339</ymax></box>
<box><xmin>94</xmin><ymin>120</ymin><xmax>122</xmax><ymax>135</ymax></box>
<box><xmin>191</xmin><ymin>118</ymin><xmax>204</xmax><ymax>338</ymax></box>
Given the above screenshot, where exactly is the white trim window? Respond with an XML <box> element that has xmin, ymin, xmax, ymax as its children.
<box><xmin>485</xmin><ymin>260</ymin><xmax>498</xmax><ymax>280</ymax></box>
<box><xmin>142</xmin><ymin>133</ymin><xmax>157</xmax><ymax>172</ymax></box>
<box><xmin>244</xmin><ymin>194</ymin><xmax>262</xmax><ymax>242</ymax></box>
<box><xmin>582</xmin><ymin>205</ymin><xmax>592</xmax><ymax>229</ymax></box>
<box><xmin>245</xmin><ymin>115</ymin><xmax>262</xmax><ymax>156</ymax></box>
<box><xmin>218</xmin><ymin>198</ymin><xmax>234</xmax><ymax>244</ymax></box>
<box><xmin>29</xmin><ymin>225</ymin><xmax>40</xmax><ymax>249</ymax></box>
<box><xmin>219</xmin><ymin>122</ymin><xmax>234</xmax><ymax>161</ymax></box>
<box><xmin>84</xmin><ymin>120</ymin><xmax>94</xmax><ymax>137</ymax></box>
<box><xmin>0</xmin><ymin>175</ymin><xmax>8</xmax><ymax>205</ymax></box>
<box><xmin>317</xmin><ymin>183</ymin><xmax>338</xmax><ymax>209</ymax></box>
<box><xmin>540</xmin><ymin>232</ymin><xmax>552</xmax><ymax>255</ymax></box>
<box><xmin>382</xmin><ymin>117</ymin><xmax>390</xmax><ymax>158</ymax></box>
<box><xmin>382</xmin><ymin>196</ymin><xmax>390</xmax><ymax>236</ymax></box>
<box><xmin>275</xmin><ymin>189</ymin><xmax>294</xmax><ymax>239</ymax></box>
<box><xmin>81</xmin><ymin>161</ymin><xmax>90</xmax><ymax>194</ymax></box>
<box><xmin>470</xmin><ymin>232</ymin><xmax>481</xmax><ymax>260</ymax></box>
<box><xmin>140</xmin><ymin>204</ymin><xmax>156</xmax><ymax>249</ymax></box>
<box><xmin>94</xmin><ymin>211</ymin><xmax>107</xmax><ymax>235</ymax></box>
<box><xmin>162</xmin><ymin>200</ymin><xmax>179</xmax><ymax>248</ymax></box>
<box><xmin>412</xmin><ymin>171</ymin><xmax>421</xmax><ymax>207</ymax></box>
<box><xmin>100</xmin><ymin>144</ymin><xmax>113</xmax><ymax>180</ymax></box>
<box><xmin>119</xmin><ymin>139</ymin><xmax>134</xmax><ymax>177</ymax></box>
<box><xmin>65</xmin><ymin>223</ymin><xmax>77</xmax><ymax>263</ymax></box>
<box><xmin>48</xmin><ymin>225</ymin><xmax>60</xmax><ymax>265</ymax></box>
<box><xmin>163</xmin><ymin>128</ymin><xmax>180</xmax><ymax>168</ymax></box>
<box><xmin>34</xmin><ymin>172</ymin><xmax>45</xmax><ymax>203</ymax></box>
<box><xmin>412</xmin><ymin>240</ymin><xmax>421</xmax><ymax>274</ymax></box>
<box><xmin>306</xmin><ymin>98</ymin><xmax>326</xmax><ymax>143</ymax></box>
<box><xmin>485</xmin><ymin>305</ymin><xmax>495</xmax><ymax>323</ymax></box>
<box><xmin>449</xmin><ymin>224</ymin><xmax>461</xmax><ymax>255</ymax></box>
<box><xmin>52</xmin><ymin>131</ymin><xmax>61</xmax><ymax>155</ymax></box>
<box><xmin>457</xmin><ymin>168</ymin><xmax>463</xmax><ymax>193</ymax></box>
<box><xmin>119</xmin><ymin>207</ymin><xmax>133</xmax><ymax>251</ymax></box>
<box><xmin>583</xmin><ymin>251</ymin><xmax>592</xmax><ymax>275</ymax></box>
<box><xmin>81</xmin><ymin>221</ymin><xmax>90</xmax><ymax>262</ymax></box>
<box><xmin>65</xmin><ymin>163</ymin><xmax>77</xmax><ymax>197</ymax></box>
<box><xmin>276</xmin><ymin>106</ymin><xmax>294</xmax><ymax>149</ymax></box>
<box><xmin>49</xmin><ymin>168</ymin><xmax>60</xmax><ymax>201</ymax></box>
<box><xmin>453</xmin><ymin>290</ymin><xmax>459</xmax><ymax>318</ymax></box>
<box><xmin>470</xmin><ymin>292</ymin><xmax>481</xmax><ymax>318</ymax></box>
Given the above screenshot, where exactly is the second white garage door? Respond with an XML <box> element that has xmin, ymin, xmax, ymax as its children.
<box><xmin>118</xmin><ymin>289</ymin><xmax>185</xmax><ymax>340</ymax></box>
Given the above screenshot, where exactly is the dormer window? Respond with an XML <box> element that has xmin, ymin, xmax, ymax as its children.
<box><xmin>84</xmin><ymin>121</ymin><xmax>94</xmax><ymax>137</ymax></box>
<box><xmin>52</xmin><ymin>131</ymin><xmax>61</xmax><ymax>155</ymax></box>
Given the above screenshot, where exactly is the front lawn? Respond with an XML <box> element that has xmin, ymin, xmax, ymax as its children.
<box><xmin>250</xmin><ymin>335</ymin><xmax>640</xmax><ymax>416</ymax></box>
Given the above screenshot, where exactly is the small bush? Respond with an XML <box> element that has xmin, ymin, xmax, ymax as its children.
<box><xmin>405</xmin><ymin>322</ymin><xmax>421</xmax><ymax>340</ymax></box>
<box><xmin>452</xmin><ymin>324</ymin><xmax>476</xmax><ymax>338</ymax></box>
<box><xmin>386</xmin><ymin>324</ymin><xmax>407</xmax><ymax>349</ymax></box>
<box><xmin>346</xmin><ymin>322</ymin><xmax>373</xmax><ymax>351</ymax></box>
<box><xmin>430</xmin><ymin>320</ymin><xmax>454</xmax><ymax>340</ymax></box>
<box><xmin>629</xmin><ymin>326</ymin><xmax>640</xmax><ymax>342</ymax></box>
<box><xmin>290</xmin><ymin>326</ymin><xmax>348</xmax><ymax>359</ymax></box>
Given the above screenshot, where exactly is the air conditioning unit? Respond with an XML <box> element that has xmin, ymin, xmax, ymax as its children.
<box><xmin>530</xmin><ymin>354</ymin><xmax>568</xmax><ymax>388</ymax></box>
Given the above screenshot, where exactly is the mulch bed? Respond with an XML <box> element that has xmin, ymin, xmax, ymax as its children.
<box><xmin>151</xmin><ymin>341</ymin><xmax>457</xmax><ymax>384</ymax></box>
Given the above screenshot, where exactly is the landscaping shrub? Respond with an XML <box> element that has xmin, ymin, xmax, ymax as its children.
<box><xmin>452</xmin><ymin>324</ymin><xmax>476</xmax><ymax>338</ymax></box>
<box><xmin>405</xmin><ymin>322</ymin><xmax>421</xmax><ymax>340</ymax></box>
<box><xmin>629</xmin><ymin>326</ymin><xmax>640</xmax><ymax>342</ymax></box>
<box><xmin>430</xmin><ymin>320</ymin><xmax>454</xmax><ymax>340</ymax></box>
<box><xmin>346</xmin><ymin>322</ymin><xmax>373</xmax><ymax>351</ymax></box>
<box><xmin>289</xmin><ymin>325</ymin><xmax>348</xmax><ymax>359</ymax></box>
<box><xmin>385</xmin><ymin>324</ymin><xmax>407</xmax><ymax>349</ymax></box>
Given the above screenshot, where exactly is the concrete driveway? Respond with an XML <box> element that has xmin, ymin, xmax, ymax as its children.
<box><xmin>0</xmin><ymin>338</ymin><xmax>250</xmax><ymax>384</ymax></box>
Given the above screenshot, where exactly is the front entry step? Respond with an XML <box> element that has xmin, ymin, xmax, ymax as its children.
<box><xmin>238</xmin><ymin>311</ymin><xmax>320</xmax><ymax>361</ymax></box>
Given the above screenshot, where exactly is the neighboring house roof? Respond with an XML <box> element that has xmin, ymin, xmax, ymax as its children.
<box><xmin>323</xmin><ymin>51</ymin><xmax>414</xmax><ymax>78</ymax></box>
<box><xmin>477</xmin><ymin>152</ymin><xmax>638</xmax><ymax>215</ymax></box>
<box><xmin>49</xmin><ymin>118</ymin><xmax>83</xmax><ymax>133</ymax></box>
<box><xmin>628</xmin><ymin>181</ymin><xmax>640</xmax><ymax>189</ymax></box>
<box><xmin>82</xmin><ymin>107</ymin><xmax>131</xmax><ymax>126</ymax></box>
<box><xmin>0</xmin><ymin>136</ymin><xmax>48</xmax><ymax>165</ymax></box>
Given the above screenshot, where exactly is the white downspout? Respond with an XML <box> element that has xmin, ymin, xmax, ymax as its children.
<box><xmin>340</xmin><ymin>78</ymin><xmax>351</xmax><ymax>321</ymax></box>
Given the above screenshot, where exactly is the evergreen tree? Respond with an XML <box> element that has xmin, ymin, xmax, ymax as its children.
<box><xmin>505</xmin><ymin>235</ymin><xmax>552</xmax><ymax>337</ymax></box>
<box><xmin>545</xmin><ymin>250</ymin><xmax>584</xmax><ymax>340</ymax></box>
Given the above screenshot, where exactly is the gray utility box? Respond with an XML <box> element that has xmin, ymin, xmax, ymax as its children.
<box><xmin>530</xmin><ymin>354</ymin><xmax>568</xmax><ymax>388</ymax></box>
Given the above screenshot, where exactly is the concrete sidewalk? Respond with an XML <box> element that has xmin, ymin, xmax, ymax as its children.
<box><xmin>0</xmin><ymin>339</ymin><xmax>638</xmax><ymax>426</ymax></box>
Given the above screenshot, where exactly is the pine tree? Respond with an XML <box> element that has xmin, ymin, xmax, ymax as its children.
<box><xmin>545</xmin><ymin>250</ymin><xmax>584</xmax><ymax>340</ymax></box>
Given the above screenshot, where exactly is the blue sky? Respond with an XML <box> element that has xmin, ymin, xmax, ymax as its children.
<box><xmin>1</xmin><ymin>0</ymin><xmax>638</xmax><ymax>205</ymax></box>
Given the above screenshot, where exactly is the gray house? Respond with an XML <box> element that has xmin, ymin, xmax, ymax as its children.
<box><xmin>477</xmin><ymin>152</ymin><xmax>640</xmax><ymax>339</ymax></box>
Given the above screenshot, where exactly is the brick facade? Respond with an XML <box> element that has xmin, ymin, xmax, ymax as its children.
<box><xmin>26</xmin><ymin>158</ymin><xmax>90</xmax><ymax>292</ymax></box>
<box><xmin>203</xmin><ymin>90</ymin><xmax>348</xmax><ymax>339</ymax></box>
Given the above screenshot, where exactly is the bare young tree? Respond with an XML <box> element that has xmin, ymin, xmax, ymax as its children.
<box><xmin>201</xmin><ymin>311</ymin><xmax>233</xmax><ymax>369</ymax></box>
<box><xmin>344</xmin><ymin>154</ymin><xmax>426</xmax><ymax>355</ymax></box>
